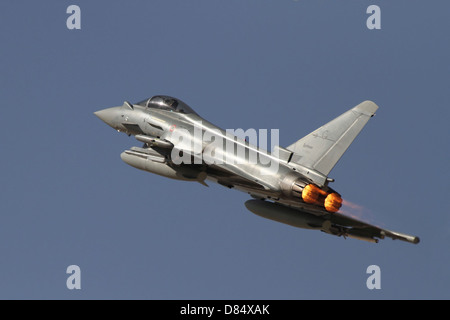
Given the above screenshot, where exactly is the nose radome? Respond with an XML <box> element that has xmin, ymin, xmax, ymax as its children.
<box><xmin>94</xmin><ymin>107</ymin><xmax>119</xmax><ymax>128</ymax></box>
<box><xmin>94</xmin><ymin>109</ymin><xmax>111</xmax><ymax>123</ymax></box>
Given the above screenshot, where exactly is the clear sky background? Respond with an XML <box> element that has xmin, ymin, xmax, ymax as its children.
<box><xmin>0</xmin><ymin>1</ymin><xmax>449</xmax><ymax>299</ymax></box>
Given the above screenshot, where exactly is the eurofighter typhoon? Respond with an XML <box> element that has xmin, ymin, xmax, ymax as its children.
<box><xmin>95</xmin><ymin>95</ymin><xmax>419</xmax><ymax>244</ymax></box>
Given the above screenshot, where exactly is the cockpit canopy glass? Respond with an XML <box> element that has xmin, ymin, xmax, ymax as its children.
<box><xmin>136</xmin><ymin>95</ymin><xmax>198</xmax><ymax>115</ymax></box>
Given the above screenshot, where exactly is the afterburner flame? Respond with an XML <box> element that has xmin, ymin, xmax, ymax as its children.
<box><xmin>301</xmin><ymin>184</ymin><xmax>342</xmax><ymax>213</ymax></box>
<box><xmin>324</xmin><ymin>193</ymin><xmax>343</xmax><ymax>213</ymax></box>
<box><xmin>302</xmin><ymin>184</ymin><xmax>325</xmax><ymax>204</ymax></box>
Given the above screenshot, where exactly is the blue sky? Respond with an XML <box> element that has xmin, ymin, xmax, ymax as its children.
<box><xmin>0</xmin><ymin>1</ymin><xmax>449</xmax><ymax>299</ymax></box>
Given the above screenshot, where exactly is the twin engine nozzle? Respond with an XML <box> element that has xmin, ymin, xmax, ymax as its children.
<box><xmin>301</xmin><ymin>184</ymin><xmax>343</xmax><ymax>213</ymax></box>
<box><xmin>290</xmin><ymin>180</ymin><xmax>343</xmax><ymax>213</ymax></box>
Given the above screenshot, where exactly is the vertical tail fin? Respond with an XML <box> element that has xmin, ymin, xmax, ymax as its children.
<box><xmin>286</xmin><ymin>101</ymin><xmax>379</xmax><ymax>177</ymax></box>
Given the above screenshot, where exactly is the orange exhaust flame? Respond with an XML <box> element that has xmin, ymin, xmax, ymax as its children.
<box><xmin>301</xmin><ymin>184</ymin><xmax>342</xmax><ymax>213</ymax></box>
<box><xmin>299</xmin><ymin>185</ymin><xmax>377</xmax><ymax>222</ymax></box>
<box><xmin>301</xmin><ymin>184</ymin><xmax>322</xmax><ymax>204</ymax></box>
<box><xmin>325</xmin><ymin>193</ymin><xmax>342</xmax><ymax>213</ymax></box>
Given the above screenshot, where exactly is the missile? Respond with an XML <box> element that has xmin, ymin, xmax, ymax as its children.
<box><xmin>135</xmin><ymin>134</ymin><xmax>174</xmax><ymax>149</ymax></box>
<box><xmin>347</xmin><ymin>234</ymin><xmax>378</xmax><ymax>243</ymax></box>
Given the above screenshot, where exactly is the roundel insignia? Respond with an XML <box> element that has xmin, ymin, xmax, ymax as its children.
<box><xmin>169</xmin><ymin>124</ymin><xmax>176</xmax><ymax>132</ymax></box>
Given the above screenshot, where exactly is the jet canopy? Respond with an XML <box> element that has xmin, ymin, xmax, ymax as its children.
<box><xmin>136</xmin><ymin>95</ymin><xmax>198</xmax><ymax>115</ymax></box>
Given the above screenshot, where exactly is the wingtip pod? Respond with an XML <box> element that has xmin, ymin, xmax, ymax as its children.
<box><xmin>381</xmin><ymin>230</ymin><xmax>420</xmax><ymax>244</ymax></box>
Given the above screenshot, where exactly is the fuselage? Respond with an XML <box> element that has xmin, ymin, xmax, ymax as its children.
<box><xmin>95</xmin><ymin>96</ymin><xmax>341</xmax><ymax>213</ymax></box>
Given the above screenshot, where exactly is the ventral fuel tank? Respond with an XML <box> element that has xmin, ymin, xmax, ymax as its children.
<box><xmin>120</xmin><ymin>146</ymin><xmax>206</xmax><ymax>182</ymax></box>
<box><xmin>245</xmin><ymin>199</ymin><xmax>325</xmax><ymax>230</ymax></box>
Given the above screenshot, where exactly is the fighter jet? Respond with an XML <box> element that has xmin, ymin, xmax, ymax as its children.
<box><xmin>95</xmin><ymin>95</ymin><xmax>419</xmax><ymax>244</ymax></box>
